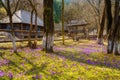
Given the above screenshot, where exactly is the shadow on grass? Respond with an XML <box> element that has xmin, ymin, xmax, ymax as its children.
<box><xmin>53</xmin><ymin>50</ymin><xmax>120</xmax><ymax>70</ymax></box>
<box><xmin>0</xmin><ymin>51</ymin><xmax>48</xmax><ymax>78</ymax></box>
<box><xmin>0</xmin><ymin>46</ymin><xmax>27</xmax><ymax>50</ymax></box>
<box><xmin>0</xmin><ymin>56</ymin><xmax>25</xmax><ymax>72</ymax></box>
<box><xmin>15</xmin><ymin>52</ymin><xmax>48</xmax><ymax>77</ymax></box>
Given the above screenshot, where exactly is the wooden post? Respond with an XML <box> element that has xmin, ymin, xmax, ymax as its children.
<box><xmin>21</xmin><ymin>23</ymin><xmax>24</xmax><ymax>39</ymax></box>
<box><xmin>75</xmin><ymin>26</ymin><xmax>77</xmax><ymax>41</ymax></box>
<box><xmin>0</xmin><ymin>24</ymin><xmax>1</xmax><ymax>29</ymax></box>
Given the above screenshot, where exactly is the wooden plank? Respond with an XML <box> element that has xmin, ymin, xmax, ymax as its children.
<box><xmin>0</xmin><ymin>29</ymin><xmax>44</xmax><ymax>34</ymax></box>
<box><xmin>0</xmin><ymin>38</ymin><xmax>69</xmax><ymax>43</ymax></box>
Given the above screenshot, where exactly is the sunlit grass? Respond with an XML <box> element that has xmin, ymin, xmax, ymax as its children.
<box><xmin>0</xmin><ymin>40</ymin><xmax>120</xmax><ymax>80</ymax></box>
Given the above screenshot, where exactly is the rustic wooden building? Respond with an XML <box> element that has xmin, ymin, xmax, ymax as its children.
<box><xmin>0</xmin><ymin>10</ymin><xmax>44</xmax><ymax>39</ymax></box>
<box><xmin>66</xmin><ymin>20</ymin><xmax>89</xmax><ymax>41</ymax></box>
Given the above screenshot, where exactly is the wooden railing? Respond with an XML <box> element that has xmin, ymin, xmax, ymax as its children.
<box><xmin>0</xmin><ymin>29</ymin><xmax>44</xmax><ymax>34</ymax></box>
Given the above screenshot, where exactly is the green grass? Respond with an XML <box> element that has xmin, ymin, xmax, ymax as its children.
<box><xmin>0</xmin><ymin>40</ymin><xmax>120</xmax><ymax>80</ymax></box>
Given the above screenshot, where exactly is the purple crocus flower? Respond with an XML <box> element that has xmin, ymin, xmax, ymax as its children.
<box><xmin>8</xmin><ymin>73</ymin><xmax>13</xmax><ymax>79</ymax></box>
<box><xmin>39</xmin><ymin>75</ymin><xmax>42</xmax><ymax>79</ymax></box>
<box><xmin>4</xmin><ymin>59</ymin><xmax>10</xmax><ymax>65</ymax></box>
<box><xmin>33</xmin><ymin>75</ymin><xmax>42</xmax><ymax>79</ymax></box>
<box><xmin>87</xmin><ymin>59</ymin><xmax>91</xmax><ymax>64</ymax></box>
<box><xmin>59</xmin><ymin>55</ymin><xmax>66</xmax><ymax>60</ymax></box>
<box><xmin>0</xmin><ymin>70</ymin><xmax>4</xmax><ymax>77</ymax></box>
<box><xmin>35</xmin><ymin>75</ymin><xmax>39</xmax><ymax>79</ymax></box>
<box><xmin>51</xmin><ymin>71</ymin><xmax>56</xmax><ymax>75</ymax></box>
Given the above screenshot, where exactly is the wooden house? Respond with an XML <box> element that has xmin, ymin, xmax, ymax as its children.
<box><xmin>0</xmin><ymin>10</ymin><xmax>44</xmax><ymax>39</ymax></box>
<box><xmin>66</xmin><ymin>20</ymin><xmax>89</xmax><ymax>41</ymax></box>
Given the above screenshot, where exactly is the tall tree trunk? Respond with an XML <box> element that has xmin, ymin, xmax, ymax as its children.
<box><xmin>0</xmin><ymin>0</ymin><xmax>20</xmax><ymax>53</ymax></box>
<box><xmin>42</xmin><ymin>0</ymin><xmax>54</xmax><ymax>53</ymax></box>
<box><xmin>112</xmin><ymin>0</ymin><xmax>120</xmax><ymax>55</ymax></box>
<box><xmin>7</xmin><ymin>0</ymin><xmax>17</xmax><ymax>53</ymax></box>
<box><xmin>35</xmin><ymin>11</ymin><xmax>38</xmax><ymax>40</ymax></box>
<box><xmin>97</xmin><ymin>7</ymin><xmax>105</xmax><ymax>44</ymax></box>
<box><xmin>62</xmin><ymin>0</ymin><xmax>65</xmax><ymax>45</ymax></box>
<box><xmin>9</xmin><ymin>15</ymin><xmax>17</xmax><ymax>53</ymax></box>
<box><xmin>117</xmin><ymin>16</ymin><xmax>120</xmax><ymax>55</ymax></box>
<box><xmin>28</xmin><ymin>10</ymin><xmax>34</xmax><ymax>47</ymax></box>
<box><xmin>105</xmin><ymin>0</ymin><xmax>113</xmax><ymax>54</ymax></box>
<box><xmin>33</xmin><ymin>10</ymin><xmax>38</xmax><ymax>49</ymax></box>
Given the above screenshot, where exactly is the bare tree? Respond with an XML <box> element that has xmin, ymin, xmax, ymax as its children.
<box><xmin>105</xmin><ymin>0</ymin><xmax>113</xmax><ymax>54</ymax></box>
<box><xmin>98</xmin><ymin>7</ymin><xmax>105</xmax><ymax>44</ymax></box>
<box><xmin>86</xmin><ymin>0</ymin><xmax>103</xmax><ymax>32</ymax></box>
<box><xmin>62</xmin><ymin>0</ymin><xmax>65</xmax><ymax>45</ymax></box>
<box><xmin>27</xmin><ymin>9</ymin><xmax>34</xmax><ymax>47</ymax></box>
<box><xmin>27</xmin><ymin>0</ymin><xmax>39</xmax><ymax>48</ymax></box>
<box><xmin>0</xmin><ymin>0</ymin><xmax>20</xmax><ymax>53</ymax></box>
<box><xmin>105</xmin><ymin>0</ymin><xmax>120</xmax><ymax>55</ymax></box>
<box><xmin>111</xmin><ymin>0</ymin><xmax>120</xmax><ymax>55</ymax></box>
<box><xmin>86</xmin><ymin>0</ymin><xmax>106</xmax><ymax>43</ymax></box>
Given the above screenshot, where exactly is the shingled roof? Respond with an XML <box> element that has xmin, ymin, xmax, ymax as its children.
<box><xmin>0</xmin><ymin>10</ymin><xmax>43</xmax><ymax>26</ymax></box>
<box><xmin>66</xmin><ymin>20</ymin><xmax>88</xmax><ymax>27</ymax></box>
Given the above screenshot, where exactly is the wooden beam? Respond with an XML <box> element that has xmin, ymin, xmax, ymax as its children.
<box><xmin>0</xmin><ymin>24</ymin><xmax>1</xmax><ymax>29</ymax></box>
<box><xmin>0</xmin><ymin>38</ymin><xmax>70</xmax><ymax>43</ymax></box>
<box><xmin>0</xmin><ymin>29</ymin><xmax>44</xmax><ymax>34</ymax></box>
<box><xmin>21</xmin><ymin>23</ymin><xmax>24</xmax><ymax>39</ymax></box>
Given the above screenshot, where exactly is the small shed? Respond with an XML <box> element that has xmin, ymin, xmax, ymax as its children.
<box><xmin>66</xmin><ymin>20</ymin><xmax>89</xmax><ymax>41</ymax></box>
<box><xmin>0</xmin><ymin>10</ymin><xmax>44</xmax><ymax>39</ymax></box>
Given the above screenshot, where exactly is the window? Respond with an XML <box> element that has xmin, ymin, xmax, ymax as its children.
<box><xmin>37</xmin><ymin>27</ymin><xmax>40</xmax><ymax>32</ymax></box>
<box><xmin>6</xmin><ymin>25</ymin><xmax>11</xmax><ymax>30</ymax></box>
<box><xmin>26</xmin><ymin>26</ymin><xmax>30</xmax><ymax>31</ymax></box>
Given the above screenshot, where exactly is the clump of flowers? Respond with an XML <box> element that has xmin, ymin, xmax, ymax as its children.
<box><xmin>0</xmin><ymin>70</ymin><xmax>4</xmax><ymax>77</ymax></box>
<box><xmin>0</xmin><ymin>59</ymin><xmax>10</xmax><ymax>67</ymax></box>
<box><xmin>8</xmin><ymin>72</ymin><xmax>13</xmax><ymax>79</ymax></box>
<box><xmin>32</xmin><ymin>75</ymin><xmax>42</xmax><ymax>79</ymax></box>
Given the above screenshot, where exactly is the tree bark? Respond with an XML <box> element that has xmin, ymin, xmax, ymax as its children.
<box><xmin>105</xmin><ymin>0</ymin><xmax>113</xmax><ymax>54</ymax></box>
<box><xmin>0</xmin><ymin>0</ymin><xmax>20</xmax><ymax>53</ymax></box>
<box><xmin>112</xmin><ymin>0</ymin><xmax>120</xmax><ymax>55</ymax></box>
<box><xmin>97</xmin><ymin>7</ymin><xmax>105</xmax><ymax>45</ymax></box>
<box><xmin>42</xmin><ymin>0</ymin><xmax>54</xmax><ymax>53</ymax></box>
<box><xmin>62</xmin><ymin>0</ymin><xmax>65</xmax><ymax>45</ymax></box>
<box><xmin>105</xmin><ymin>0</ymin><xmax>120</xmax><ymax>55</ymax></box>
<box><xmin>28</xmin><ymin>10</ymin><xmax>34</xmax><ymax>47</ymax></box>
<box><xmin>9</xmin><ymin>15</ymin><xmax>17</xmax><ymax>53</ymax></box>
<box><xmin>35</xmin><ymin>11</ymin><xmax>38</xmax><ymax>40</ymax></box>
<box><xmin>7</xmin><ymin>0</ymin><xmax>17</xmax><ymax>53</ymax></box>
<box><xmin>33</xmin><ymin>10</ymin><xmax>38</xmax><ymax>49</ymax></box>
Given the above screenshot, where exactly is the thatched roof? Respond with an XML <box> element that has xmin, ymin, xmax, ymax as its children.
<box><xmin>0</xmin><ymin>10</ymin><xmax>43</xmax><ymax>26</ymax></box>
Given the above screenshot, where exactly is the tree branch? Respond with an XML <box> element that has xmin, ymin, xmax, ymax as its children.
<box><xmin>0</xmin><ymin>0</ymin><xmax>8</xmax><ymax>13</ymax></box>
<box><xmin>12</xmin><ymin>0</ymin><xmax>21</xmax><ymax>15</ymax></box>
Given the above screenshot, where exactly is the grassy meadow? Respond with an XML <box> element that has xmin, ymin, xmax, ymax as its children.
<box><xmin>0</xmin><ymin>40</ymin><xmax>120</xmax><ymax>80</ymax></box>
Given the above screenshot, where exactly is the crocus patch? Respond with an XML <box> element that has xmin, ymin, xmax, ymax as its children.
<box><xmin>0</xmin><ymin>71</ymin><xmax>4</xmax><ymax>77</ymax></box>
